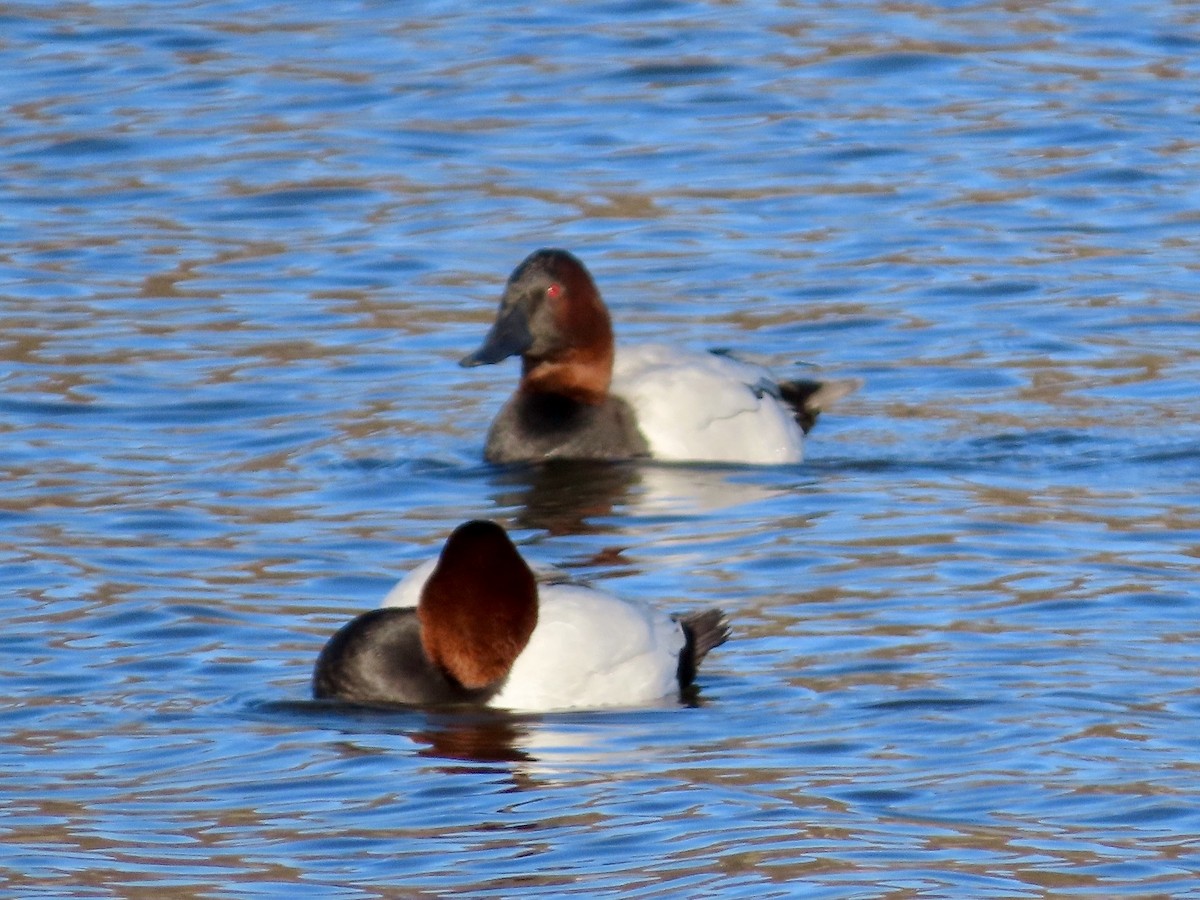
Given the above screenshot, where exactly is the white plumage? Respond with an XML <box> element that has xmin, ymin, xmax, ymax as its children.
<box><xmin>383</xmin><ymin>561</ymin><xmax>687</xmax><ymax>712</ymax></box>
<box><xmin>611</xmin><ymin>344</ymin><xmax>806</xmax><ymax>464</ymax></box>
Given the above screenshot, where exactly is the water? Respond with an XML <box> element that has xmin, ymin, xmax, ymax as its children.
<box><xmin>3</xmin><ymin>1</ymin><xmax>1199</xmax><ymax>896</ymax></box>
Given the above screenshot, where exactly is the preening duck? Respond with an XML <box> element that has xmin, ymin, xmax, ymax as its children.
<box><xmin>313</xmin><ymin>520</ymin><xmax>729</xmax><ymax>712</ymax></box>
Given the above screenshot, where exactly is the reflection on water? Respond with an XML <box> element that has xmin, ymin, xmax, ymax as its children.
<box><xmin>3</xmin><ymin>0</ymin><xmax>1200</xmax><ymax>896</ymax></box>
<box><xmin>288</xmin><ymin>702</ymin><xmax>540</xmax><ymax>767</ymax></box>
<box><xmin>493</xmin><ymin>459</ymin><xmax>791</xmax><ymax>538</ymax></box>
<box><xmin>493</xmin><ymin>461</ymin><xmax>643</xmax><ymax>536</ymax></box>
<box><xmin>411</xmin><ymin>712</ymin><xmax>535</xmax><ymax>768</ymax></box>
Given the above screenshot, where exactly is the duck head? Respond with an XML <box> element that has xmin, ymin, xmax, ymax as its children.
<box><xmin>461</xmin><ymin>249</ymin><xmax>615</xmax><ymax>405</ymax></box>
<box><xmin>418</xmin><ymin>520</ymin><xmax>539</xmax><ymax>690</ymax></box>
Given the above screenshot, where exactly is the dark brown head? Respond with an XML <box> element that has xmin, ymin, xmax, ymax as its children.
<box><xmin>417</xmin><ymin>520</ymin><xmax>539</xmax><ymax>690</ymax></box>
<box><xmin>460</xmin><ymin>249</ymin><xmax>615</xmax><ymax>405</ymax></box>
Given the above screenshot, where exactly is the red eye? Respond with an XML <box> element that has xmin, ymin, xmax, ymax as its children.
<box><xmin>545</xmin><ymin>283</ymin><xmax>562</xmax><ymax>300</ymax></box>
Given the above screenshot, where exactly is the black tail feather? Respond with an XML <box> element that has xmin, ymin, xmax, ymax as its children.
<box><xmin>778</xmin><ymin>378</ymin><xmax>862</xmax><ymax>433</ymax></box>
<box><xmin>676</xmin><ymin>608</ymin><xmax>731</xmax><ymax>688</ymax></box>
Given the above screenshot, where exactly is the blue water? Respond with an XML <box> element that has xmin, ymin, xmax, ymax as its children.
<box><xmin>2</xmin><ymin>1</ymin><xmax>1199</xmax><ymax>897</ymax></box>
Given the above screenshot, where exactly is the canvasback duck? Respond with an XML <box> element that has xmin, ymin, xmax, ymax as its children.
<box><xmin>460</xmin><ymin>248</ymin><xmax>859</xmax><ymax>464</ymax></box>
<box><xmin>312</xmin><ymin>520</ymin><xmax>729</xmax><ymax>711</ymax></box>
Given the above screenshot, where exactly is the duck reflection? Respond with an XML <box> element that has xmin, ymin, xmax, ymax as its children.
<box><xmin>412</xmin><ymin>704</ymin><xmax>701</xmax><ymax>777</ymax></box>
<box><xmin>488</xmin><ymin>459</ymin><xmax>790</xmax><ymax>538</ymax></box>
<box><xmin>300</xmin><ymin>698</ymin><xmax>709</xmax><ymax>781</ymax></box>
<box><xmin>489</xmin><ymin>460</ymin><xmax>641</xmax><ymax>536</ymax></box>
<box><xmin>411</xmin><ymin>709</ymin><xmax>534</xmax><ymax>767</ymax></box>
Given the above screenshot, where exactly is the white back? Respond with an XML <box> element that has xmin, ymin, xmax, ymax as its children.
<box><xmin>611</xmin><ymin>344</ymin><xmax>804</xmax><ymax>464</ymax></box>
<box><xmin>380</xmin><ymin>562</ymin><xmax>687</xmax><ymax>711</ymax></box>
<box><xmin>492</xmin><ymin>584</ymin><xmax>685</xmax><ymax>711</ymax></box>
<box><xmin>380</xmin><ymin>557</ymin><xmax>437</xmax><ymax>609</ymax></box>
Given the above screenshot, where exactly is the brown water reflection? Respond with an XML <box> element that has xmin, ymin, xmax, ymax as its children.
<box><xmin>4</xmin><ymin>0</ymin><xmax>1200</xmax><ymax>896</ymax></box>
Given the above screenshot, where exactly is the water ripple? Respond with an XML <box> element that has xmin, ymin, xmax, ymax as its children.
<box><xmin>3</xmin><ymin>0</ymin><xmax>1200</xmax><ymax>896</ymax></box>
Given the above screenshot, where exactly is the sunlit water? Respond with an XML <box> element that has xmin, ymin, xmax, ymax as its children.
<box><xmin>2</xmin><ymin>1</ymin><xmax>1199</xmax><ymax>897</ymax></box>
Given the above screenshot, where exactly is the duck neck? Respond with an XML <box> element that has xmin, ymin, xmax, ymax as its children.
<box><xmin>520</xmin><ymin>346</ymin><xmax>613</xmax><ymax>406</ymax></box>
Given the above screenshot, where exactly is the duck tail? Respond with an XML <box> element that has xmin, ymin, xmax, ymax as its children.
<box><xmin>675</xmin><ymin>608</ymin><xmax>731</xmax><ymax>688</ymax></box>
<box><xmin>778</xmin><ymin>378</ymin><xmax>862</xmax><ymax>433</ymax></box>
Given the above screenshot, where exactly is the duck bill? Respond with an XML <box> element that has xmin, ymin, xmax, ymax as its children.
<box><xmin>460</xmin><ymin>306</ymin><xmax>533</xmax><ymax>367</ymax></box>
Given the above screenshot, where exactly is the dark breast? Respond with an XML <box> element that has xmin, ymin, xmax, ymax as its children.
<box><xmin>483</xmin><ymin>393</ymin><xmax>651</xmax><ymax>463</ymax></box>
<box><xmin>313</xmin><ymin>608</ymin><xmax>498</xmax><ymax>707</ymax></box>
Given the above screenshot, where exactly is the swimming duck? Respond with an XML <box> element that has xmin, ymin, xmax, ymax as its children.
<box><xmin>313</xmin><ymin>520</ymin><xmax>729</xmax><ymax>711</ymax></box>
<box><xmin>461</xmin><ymin>248</ymin><xmax>858</xmax><ymax>464</ymax></box>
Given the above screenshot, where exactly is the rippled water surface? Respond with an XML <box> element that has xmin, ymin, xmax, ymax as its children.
<box><xmin>3</xmin><ymin>1</ymin><xmax>1200</xmax><ymax>896</ymax></box>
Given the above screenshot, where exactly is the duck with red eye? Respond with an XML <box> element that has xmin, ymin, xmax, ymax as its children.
<box><xmin>312</xmin><ymin>520</ymin><xmax>730</xmax><ymax>712</ymax></box>
<box><xmin>462</xmin><ymin>250</ymin><xmax>649</xmax><ymax>461</ymax></box>
<box><xmin>461</xmin><ymin>248</ymin><xmax>859</xmax><ymax>464</ymax></box>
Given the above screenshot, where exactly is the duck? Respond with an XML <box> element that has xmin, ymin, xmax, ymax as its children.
<box><xmin>460</xmin><ymin>248</ymin><xmax>859</xmax><ymax>464</ymax></box>
<box><xmin>312</xmin><ymin>520</ymin><xmax>730</xmax><ymax>711</ymax></box>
